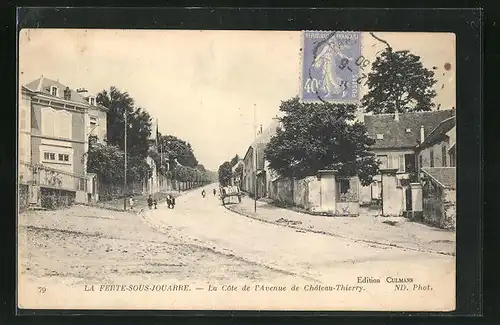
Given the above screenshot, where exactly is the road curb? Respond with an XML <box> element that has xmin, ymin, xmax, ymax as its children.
<box><xmin>224</xmin><ymin>205</ymin><xmax>455</xmax><ymax>257</ymax></box>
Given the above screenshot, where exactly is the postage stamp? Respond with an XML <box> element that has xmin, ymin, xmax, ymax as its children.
<box><xmin>301</xmin><ymin>31</ymin><xmax>363</xmax><ymax>103</ymax></box>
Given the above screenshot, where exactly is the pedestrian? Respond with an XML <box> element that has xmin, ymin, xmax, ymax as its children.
<box><xmin>128</xmin><ymin>195</ymin><xmax>135</xmax><ymax>211</ymax></box>
<box><xmin>202</xmin><ymin>189</ymin><xmax>206</xmax><ymax>198</ymax></box>
<box><xmin>213</xmin><ymin>188</ymin><xmax>216</xmax><ymax>196</ymax></box>
<box><xmin>147</xmin><ymin>195</ymin><xmax>153</xmax><ymax>209</ymax></box>
<box><xmin>153</xmin><ymin>198</ymin><xmax>157</xmax><ymax>209</ymax></box>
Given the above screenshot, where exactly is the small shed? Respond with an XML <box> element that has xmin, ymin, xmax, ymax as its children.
<box><xmin>421</xmin><ymin>167</ymin><xmax>456</xmax><ymax>229</ymax></box>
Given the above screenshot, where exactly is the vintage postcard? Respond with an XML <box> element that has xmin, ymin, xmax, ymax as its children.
<box><xmin>17</xmin><ymin>29</ymin><xmax>456</xmax><ymax>311</ymax></box>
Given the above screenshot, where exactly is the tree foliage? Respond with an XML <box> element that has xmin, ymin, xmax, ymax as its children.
<box><xmin>230</xmin><ymin>154</ymin><xmax>240</xmax><ymax>167</ymax></box>
<box><xmin>97</xmin><ymin>86</ymin><xmax>152</xmax><ymax>158</ymax></box>
<box><xmin>218</xmin><ymin>161</ymin><xmax>233</xmax><ymax>187</ymax></box>
<box><xmin>361</xmin><ymin>48</ymin><xmax>437</xmax><ymax>114</ymax></box>
<box><xmin>157</xmin><ymin>134</ymin><xmax>198</xmax><ymax>167</ymax></box>
<box><xmin>264</xmin><ymin>97</ymin><xmax>379</xmax><ymax>186</ymax></box>
<box><xmin>85</xmin><ymin>136</ymin><xmax>151</xmax><ymax>185</ymax></box>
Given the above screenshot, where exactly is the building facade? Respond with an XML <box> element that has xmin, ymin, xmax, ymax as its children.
<box><xmin>20</xmin><ymin>76</ymin><xmax>108</xmax><ymax>207</ymax></box>
<box><xmin>363</xmin><ymin>109</ymin><xmax>456</xmax><ymax>205</ymax></box>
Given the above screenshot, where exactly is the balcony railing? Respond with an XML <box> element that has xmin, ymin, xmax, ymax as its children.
<box><xmin>19</xmin><ymin>161</ymin><xmax>87</xmax><ymax>192</ymax></box>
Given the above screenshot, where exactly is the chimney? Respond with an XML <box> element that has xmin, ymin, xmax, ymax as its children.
<box><xmin>420</xmin><ymin>125</ymin><xmax>425</xmax><ymax>143</ymax></box>
<box><xmin>394</xmin><ymin>109</ymin><xmax>400</xmax><ymax>121</ymax></box>
<box><xmin>63</xmin><ymin>87</ymin><xmax>71</xmax><ymax>100</ymax></box>
<box><xmin>76</xmin><ymin>87</ymin><xmax>88</xmax><ymax>96</ymax></box>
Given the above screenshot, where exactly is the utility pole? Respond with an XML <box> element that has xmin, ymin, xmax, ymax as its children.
<box><xmin>123</xmin><ymin>111</ymin><xmax>128</xmax><ymax>211</ymax></box>
<box><xmin>253</xmin><ymin>103</ymin><xmax>257</xmax><ymax>213</ymax></box>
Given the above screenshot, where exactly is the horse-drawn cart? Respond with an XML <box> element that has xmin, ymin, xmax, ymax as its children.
<box><xmin>220</xmin><ymin>185</ymin><xmax>242</xmax><ymax>205</ymax></box>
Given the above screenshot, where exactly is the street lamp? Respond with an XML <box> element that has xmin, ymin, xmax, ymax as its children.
<box><xmin>123</xmin><ymin>111</ymin><xmax>128</xmax><ymax>211</ymax></box>
<box><xmin>253</xmin><ymin>103</ymin><xmax>257</xmax><ymax>213</ymax></box>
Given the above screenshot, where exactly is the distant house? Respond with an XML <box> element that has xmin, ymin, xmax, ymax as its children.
<box><xmin>19</xmin><ymin>76</ymin><xmax>108</xmax><ymax>207</ymax></box>
<box><xmin>362</xmin><ymin>109</ymin><xmax>456</xmax><ymax>205</ymax></box>
<box><xmin>241</xmin><ymin>118</ymin><xmax>280</xmax><ymax>198</ymax></box>
<box><xmin>416</xmin><ymin>116</ymin><xmax>456</xmax><ymax>169</ymax></box>
<box><xmin>231</xmin><ymin>160</ymin><xmax>244</xmax><ymax>187</ymax></box>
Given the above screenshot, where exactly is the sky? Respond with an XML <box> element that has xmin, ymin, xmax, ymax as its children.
<box><xmin>19</xmin><ymin>30</ymin><xmax>456</xmax><ymax>171</ymax></box>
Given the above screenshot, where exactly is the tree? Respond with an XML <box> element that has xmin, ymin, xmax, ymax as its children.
<box><xmin>158</xmin><ymin>134</ymin><xmax>198</xmax><ymax>167</ymax></box>
<box><xmin>233</xmin><ymin>163</ymin><xmax>243</xmax><ymax>187</ymax></box>
<box><xmin>85</xmin><ymin>136</ymin><xmax>151</xmax><ymax>185</ymax></box>
<box><xmin>264</xmin><ymin>97</ymin><xmax>379</xmax><ymax>186</ymax></box>
<box><xmin>361</xmin><ymin>48</ymin><xmax>437</xmax><ymax>114</ymax></box>
<box><xmin>230</xmin><ymin>154</ymin><xmax>240</xmax><ymax>167</ymax></box>
<box><xmin>97</xmin><ymin>86</ymin><xmax>152</xmax><ymax>158</ymax></box>
<box><xmin>218</xmin><ymin>161</ymin><xmax>233</xmax><ymax>187</ymax></box>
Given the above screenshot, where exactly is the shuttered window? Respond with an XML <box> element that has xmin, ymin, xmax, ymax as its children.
<box><xmin>41</xmin><ymin>108</ymin><xmax>55</xmax><ymax>137</ymax></box>
<box><xmin>42</xmin><ymin>107</ymin><xmax>72</xmax><ymax>139</ymax></box>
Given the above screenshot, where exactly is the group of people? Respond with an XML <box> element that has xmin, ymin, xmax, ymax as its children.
<box><xmin>201</xmin><ymin>188</ymin><xmax>217</xmax><ymax>198</ymax></box>
<box><xmin>127</xmin><ymin>194</ymin><xmax>175</xmax><ymax>211</ymax></box>
<box><xmin>127</xmin><ymin>188</ymin><xmax>217</xmax><ymax>211</ymax></box>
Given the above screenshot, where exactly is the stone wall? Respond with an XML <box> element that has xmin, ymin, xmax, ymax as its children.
<box><xmin>18</xmin><ymin>184</ymin><xmax>29</xmax><ymax>212</ymax></box>
<box><xmin>40</xmin><ymin>187</ymin><xmax>76</xmax><ymax>210</ymax></box>
<box><xmin>443</xmin><ymin>189</ymin><xmax>456</xmax><ymax>230</ymax></box>
<box><xmin>422</xmin><ymin>179</ymin><xmax>455</xmax><ymax>230</ymax></box>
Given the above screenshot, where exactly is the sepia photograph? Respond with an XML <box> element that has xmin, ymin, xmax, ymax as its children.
<box><xmin>17</xmin><ymin>29</ymin><xmax>456</xmax><ymax>311</ymax></box>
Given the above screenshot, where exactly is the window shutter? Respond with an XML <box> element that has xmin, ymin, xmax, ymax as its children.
<box><xmin>399</xmin><ymin>154</ymin><xmax>405</xmax><ymax>172</ymax></box>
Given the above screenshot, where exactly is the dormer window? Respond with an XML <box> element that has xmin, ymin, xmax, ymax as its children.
<box><xmin>88</xmin><ymin>96</ymin><xmax>96</xmax><ymax>106</ymax></box>
<box><xmin>376</xmin><ymin>134</ymin><xmax>384</xmax><ymax>140</ymax></box>
<box><xmin>50</xmin><ymin>86</ymin><xmax>58</xmax><ymax>97</ymax></box>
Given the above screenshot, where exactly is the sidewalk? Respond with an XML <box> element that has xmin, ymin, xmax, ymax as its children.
<box><xmin>225</xmin><ymin>196</ymin><xmax>455</xmax><ymax>256</ymax></box>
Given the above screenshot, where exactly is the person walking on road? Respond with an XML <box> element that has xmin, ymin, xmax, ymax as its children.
<box><xmin>213</xmin><ymin>188</ymin><xmax>216</xmax><ymax>196</ymax></box>
<box><xmin>202</xmin><ymin>190</ymin><xmax>206</xmax><ymax>198</ymax></box>
<box><xmin>147</xmin><ymin>195</ymin><xmax>153</xmax><ymax>209</ymax></box>
<box><xmin>128</xmin><ymin>195</ymin><xmax>135</xmax><ymax>211</ymax></box>
<box><xmin>153</xmin><ymin>198</ymin><xmax>157</xmax><ymax>209</ymax></box>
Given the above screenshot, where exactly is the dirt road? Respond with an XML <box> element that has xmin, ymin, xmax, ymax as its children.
<box><xmin>18</xmin><ymin>184</ymin><xmax>455</xmax><ymax>310</ymax></box>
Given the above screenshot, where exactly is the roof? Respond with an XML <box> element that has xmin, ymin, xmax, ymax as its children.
<box><xmin>243</xmin><ymin>118</ymin><xmax>281</xmax><ymax>162</ymax></box>
<box><xmin>422</xmin><ymin>167</ymin><xmax>456</xmax><ymax>189</ymax></box>
<box><xmin>24</xmin><ymin>76</ymin><xmax>107</xmax><ymax>111</ymax></box>
<box><xmin>419</xmin><ymin>117</ymin><xmax>456</xmax><ymax>149</ymax></box>
<box><xmin>252</xmin><ymin>118</ymin><xmax>280</xmax><ymax>148</ymax></box>
<box><xmin>364</xmin><ymin>110</ymin><xmax>456</xmax><ymax>150</ymax></box>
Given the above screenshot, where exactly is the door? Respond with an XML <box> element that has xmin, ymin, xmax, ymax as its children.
<box><xmin>405</xmin><ymin>186</ymin><xmax>412</xmax><ymax>211</ymax></box>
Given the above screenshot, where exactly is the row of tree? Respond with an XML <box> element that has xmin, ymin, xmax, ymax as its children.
<box><xmin>86</xmin><ymin>86</ymin><xmax>216</xmax><ymax>194</ymax></box>
<box><xmin>225</xmin><ymin>47</ymin><xmax>440</xmax><ymax>186</ymax></box>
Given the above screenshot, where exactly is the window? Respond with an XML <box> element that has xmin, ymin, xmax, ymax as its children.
<box><xmin>44</xmin><ymin>152</ymin><xmax>56</xmax><ymax>161</ymax></box>
<box><xmin>442</xmin><ymin>145</ymin><xmax>447</xmax><ymax>167</ymax></box>
<box><xmin>405</xmin><ymin>154</ymin><xmax>416</xmax><ymax>173</ymax></box>
<box><xmin>42</xmin><ymin>107</ymin><xmax>72</xmax><ymax>139</ymax></box>
<box><xmin>376</xmin><ymin>134</ymin><xmax>384</xmax><ymax>140</ymax></box>
<box><xmin>430</xmin><ymin>148</ymin><xmax>434</xmax><ymax>167</ymax></box>
<box><xmin>50</xmin><ymin>86</ymin><xmax>58</xmax><ymax>97</ymax></box>
<box><xmin>90</xmin><ymin>98</ymin><xmax>95</xmax><ymax>106</ymax></box>
<box><xmin>405</xmin><ymin>128</ymin><xmax>412</xmax><ymax>133</ymax></box>
<box><xmin>398</xmin><ymin>155</ymin><xmax>405</xmax><ymax>172</ymax></box>
<box><xmin>449</xmin><ymin>147</ymin><xmax>456</xmax><ymax>167</ymax></box>
<box><xmin>58</xmin><ymin>154</ymin><xmax>69</xmax><ymax>162</ymax></box>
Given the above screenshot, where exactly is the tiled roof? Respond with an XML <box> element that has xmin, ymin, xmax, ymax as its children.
<box><xmin>364</xmin><ymin>110</ymin><xmax>456</xmax><ymax>149</ymax></box>
<box><xmin>419</xmin><ymin>117</ymin><xmax>456</xmax><ymax>148</ymax></box>
<box><xmin>24</xmin><ymin>76</ymin><xmax>90</xmax><ymax>105</ymax></box>
<box><xmin>422</xmin><ymin>167</ymin><xmax>456</xmax><ymax>189</ymax></box>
